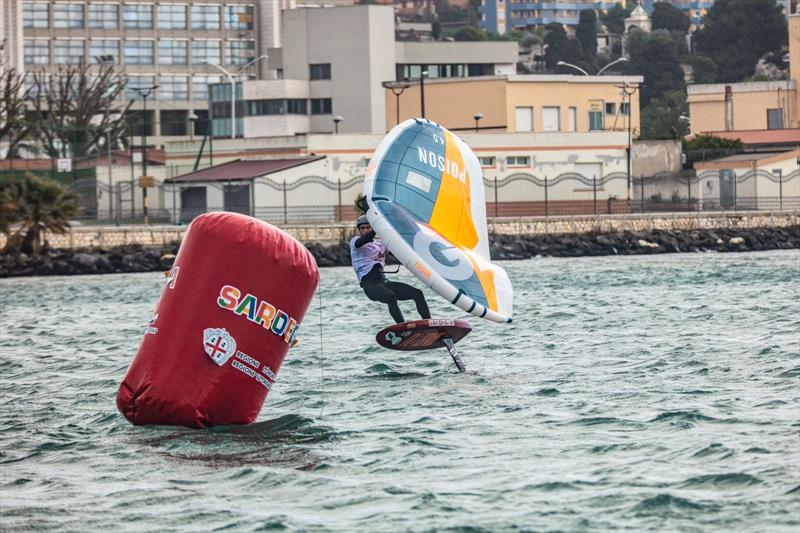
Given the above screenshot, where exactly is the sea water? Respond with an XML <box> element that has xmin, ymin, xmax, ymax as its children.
<box><xmin>1</xmin><ymin>251</ymin><xmax>799</xmax><ymax>531</ymax></box>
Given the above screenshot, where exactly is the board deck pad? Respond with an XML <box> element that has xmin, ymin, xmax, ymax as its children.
<box><xmin>376</xmin><ymin>319</ymin><xmax>471</xmax><ymax>351</ymax></box>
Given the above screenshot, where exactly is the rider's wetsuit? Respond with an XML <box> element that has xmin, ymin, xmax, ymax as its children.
<box><xmin>350</xmin><ymin>230</ymin><xmax>431</xmax><ymax>324</ymax></box>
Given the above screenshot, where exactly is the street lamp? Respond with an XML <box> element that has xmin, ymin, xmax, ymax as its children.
<box><xmin>473</xmin><ymin>112</ymin><xmax>484</xmax><ymax>132</ymax></box>
<box><xmin>133</xmin><ymin>85</ymin><xmax>158</xmax><ymax>225</ymax></box>
<box><xmin>558</xmin><ymin>57</ymin><xmax>628</xmax><ymax>76</ymax></box>
<box><xmin>382</xmin><ymin>80</ymin><xmax>411</xmax><ymax>126</ymax></box>
<box><xmin>96</xmin><ymin>54</ymin><xmax>116</xmax><ymax>221</ymax></box>
<box><xmin>187</xmin><ymin>112</ymin><xmax>198</xmax><ymax>141</ymax></box>
<box><xmin>597</xmin><ymin>57</ymin><xmax>628</xmax><ymax>75</ymax></box>
<box><xmin>203</xmin><ymin>56</ymin><xmax>268</xmax><ymax>140</ymax></box>
<box><xmin>556</xmin><ymin>61</ymin><xmax>590</xmax><ymax>76</ymax></box>
<box><xmin>618</xmin><ymin>82</ymin><xmax>640</xmax><ymax>202</ymax></box>
<box><xmin>333</xmin><ymin>115</ymin><xmax>343</xmax><ymax>134</ymax></box>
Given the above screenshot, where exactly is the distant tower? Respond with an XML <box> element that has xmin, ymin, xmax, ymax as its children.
<box><xmin>625</xmin><ymin>0</ymin><xmax>651</xmax><ymax>34</ymax></box>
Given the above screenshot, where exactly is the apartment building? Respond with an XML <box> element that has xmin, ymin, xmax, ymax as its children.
<box><xmin>20</xmin><ymin>0</ymin><xmax>266</xmax><ymax>140</ymax></box>
<box><xmin>480</xmin><ymin>0</ymin><xmax>722</xmax><ymax>35</ymax></box>
<box><xmin>1</xmin><ymin>0</ymin><xmax>25</xmax><ymax>76</ymax></box>
<box><xmin>209</xmin><ymin>4</ymin><xmax>518</xmax><ymax>137</ymax></box>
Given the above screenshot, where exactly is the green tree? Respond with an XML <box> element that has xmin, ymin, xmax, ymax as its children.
<box><xmin>555</xmin><ymin>39</ymin><xmax>589</xmax><ymax>73</ymax></box>
<box><xmin>0</xmin><ymin>173</ymin><xmax>78</xmax><ymax>255</ymax></box>
<box><xmin>651</xmin><ymin>2</ymin><xmax>691</xmax><ymax>33</ymax></box>
<box><xmin>682</xmin><ymin>134</ymin><xmax>744</xmax><ymax>165</ymax></box>
<box><xmin>576</xmin><ymin>9</ymin><xmax>598</xmax><ymax>66</ymax></box>
<box><xmin>687</xmin><ymin>55</ymin><xmax>719</xmax><ymax>84</ymax></box>
<box><xmin>452</xmin><ymin>26</ymin><xmax>488</xmax><ymax>41</ymax></box>
<box><xmin>694</xmin><ymin>0</ymin><xmax>788</xmax><ymax>82</ymax></box>
<box><xmin>600</xmin><ymin>2</ymin><xmax>633</xmax><ymax>34</ymax></box>
<box><xmin>544</xmin><ymin>23</ymin><xmax>568</xmax><ymax>70</ymax></box>
<box><xmin>625</xmin><ymin>29</ymin><xmax>685</xmax><ymax>106</ymax></box>
<box><xmin>639</xmin><ymin>90</ymin><xmax>689</xmax><ymax>140</ymax></box>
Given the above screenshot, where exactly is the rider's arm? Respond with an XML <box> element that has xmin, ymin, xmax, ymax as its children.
<box><xmin>354</xmin><ymin>230</ymin><xmax>376</xmax><ymax>248</ymax></box>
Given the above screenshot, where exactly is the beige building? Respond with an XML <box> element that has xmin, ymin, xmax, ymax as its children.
<box><xmin>687</xmin><ymin>13</ymin><xmax>800</xmax><ymax>134</ymax></box>
<box><xmin>693</xmin><ymin>150</ymin><xmax>800</xmax><ymax>210</ymax></box>
<box><xmin>384</xmin><ymin>74</ymin><xmax>643</xmax><ymax>135</ymax></box>
<box><xmin>1</xmin><ymin>0</ymin><xmax>24</xmax><ymax>76</ymax></box>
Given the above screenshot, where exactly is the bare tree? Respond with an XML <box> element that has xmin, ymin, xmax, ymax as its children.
<box><xmin>29</xmin><ymin>63</ymin><xmax>132</xmax><ymax>160</ymax></box>
<box><xmin>0</xmin><ymin>68</ymin><xmax>34</xmax><ymax>159</ymax></box>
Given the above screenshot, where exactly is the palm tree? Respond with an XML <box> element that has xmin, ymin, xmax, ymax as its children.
<box><xmin>1</xmin><ymin>173</ymin><xmax>78</xmax><ymax>254</ymax></box>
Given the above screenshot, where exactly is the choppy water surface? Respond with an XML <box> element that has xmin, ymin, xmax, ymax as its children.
<box><xmin>1</xmin><ymin>251</ymin><xmax>799</xmax><ymax>531</ymax></box>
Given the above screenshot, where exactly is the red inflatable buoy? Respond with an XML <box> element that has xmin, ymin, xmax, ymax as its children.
<box><xmin>116</xmin><ymin>212</ymin><xmax>319</xmax><ymax>428</ymax></box>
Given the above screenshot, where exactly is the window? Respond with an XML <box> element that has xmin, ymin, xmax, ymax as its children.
<box><xmin>158</xmin><ymin>4</ymin><xmax>187</xmax><ymax>29</ymax></box>
<box><xmin>159</xmin><ymin>40</ymin><xmax>188</xmax><ymax>65</ymax></box>
<box><xmin>126</xmin><ymin>75</ymin><xmax>156</xmax><ymax>101</ymax></box>
<box><xmin>192</xmin><ymin>5</ymin><xmax>220</xmax><ymax>29</ymax></box>
<box><xmin>123</xmin><ymin>4</ymin><xmax>153</xmax><ymax>29</ymax></box>
<box><xmin>224</xmin><ymin>5</ymin><xmax>254</xmax><ymax>30</ymax></box>
<box><xmin>568</xmin><ymin>107</ymin><xmax>577</xmax><ymax>131</ymax></box>
<box><xmin>54</xmin><ymin>40</ymin><xmax>85</xmax><ymax>65</ymax></box>
<box><xmin>23</xmin><ymin>2</ymin><xmax>49</xmax><ymax>29</ymax></box>
<box><xmin>589</xmin><ymin>110</ymin><xmax>604</xmax><ymax>131</ymax></box>
<box><xmin>309</xmin><ymin>63</ymin><xmax>331</xmax><ymax>80</ymax></box>
<box><xmin>192</xmin><ymin>40</ymin><xmax>221</xmax><ymax>65</ymax></box>
<box><xmin>24</xmin><ymin>39</ymin><xmax>50</xmax><ymax>65</ymax></box>
<box><xmin>767</xmin><ymin>108</ymin><xmax>784</xmax><ymax>130</ymax></box>
<box><xmin>53</xmin><ymin>2</ymin><xmax>84</xmax><ymax>29</ymax></box>
<box><xmin>621</xmin><ymin>102</ymin><xmax>630</xmax><ymax>115</ymax></box>
<box><xmin>124</xmin><ymin>40</ymin><xmax>154</xmax><ymax>65</ymax></box>
<box><xmin>605</xmin><ymin>102</ymin><xmax>616</xmax><ymax>115</ymax></box>
<box><xmin>542</xmin><ymin>106</ymin><xmax>560</xmax><ymax>132</ymax></box>
<box><xmin>192</xmin><ymin>75</ymin><xmax>222</xmax><ymax>101</ymax></box>
<box><xmin>248</xmin><ymin>100</ymin><xmax>285</xmax><ymax>115</ymax></box>
<box><xmin>90</xmin><ymin>40</ymin><xmax>119</xmax><ymax>63</ymax></box>
<box><xmin>160</xmin><ymin>76</ymin><xmax>189</xmax><ymax>100</ymax></box>
<box><xmin>479</xmin><ymin>156</ymin><xmax>495</xmax><ymax>167</ymax></box>
<box><xmin>507</xmin><ymin>156</ymin><xmax>530</xmax><ymax>166</ymax></box>
<box><xmin>161</xmin><ymin>110</ymin><xmax>189</xmax><ymax>136</ymax></box>
<box><xmin>515</xmin><ymin>106</ymin><xmax>533</xmax><ymax>132</ymax></box>
<box><xmin>89</xmin><ymin>3</ymin><xmax>117</xmax><ymax>29</ymax></box>
<box><xmin>246</xmin><ymin>99</ymin><xmax>308</xmax><ymax>116</ymax></box>
<box><xmin>311</xmin><ymin>98</ymin><xmax>332</xmax><ymax>115</ymax></box>
<box><xmin>287</xmin><ymin>99</ymin><xmax>307</xmax><ymax>114</ymax></box>
<box><xmin>225</xmin><ymin>40</ymin><xmax>255</xmax><ymax>66</ymax></box>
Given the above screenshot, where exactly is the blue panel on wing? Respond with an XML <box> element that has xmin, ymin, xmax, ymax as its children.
<box><xmin>383</xmin><ymin>142</ymin><xmax>409</xmax><ymax>165</ymax></box>
<box><xmin>374</xmin><ymin>161</ymin><xmax>401</xmax><ymax>199</ymax></box>
<box><xmin>395</xmin><ymin>181</ymin><xmax>435</xmax><ymax>222</ymax></box>
<box><xmin>402</xmin><ymin>145</ymin><xmax>445</xmax><ymax>190</ymax></box>
<box><xmin>376</xmin><ymin>200</ymin><xmax>419</xmax><ymax>247</ymax></box>
<box><xmin>394</xmin><ymin>126</ymin><xmax>421</xmax><ymax>148</ymax></box>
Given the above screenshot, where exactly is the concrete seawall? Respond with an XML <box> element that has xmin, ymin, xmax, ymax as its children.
<box><xmin>2</xmin><ymin>211</ymin><xmax>798</xmax><ymax>249</ymax></box>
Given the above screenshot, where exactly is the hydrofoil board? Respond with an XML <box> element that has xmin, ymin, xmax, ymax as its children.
<box><xmin>376</xmin><ymin>319</ymin><xmax>471</xmax><ymax>372</ymax></box>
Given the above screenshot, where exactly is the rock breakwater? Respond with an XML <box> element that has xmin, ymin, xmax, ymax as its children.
<box><xmin>1</xmin><ymin>227</ymin><xmax>797</xmax><ymax>278</ymax></box>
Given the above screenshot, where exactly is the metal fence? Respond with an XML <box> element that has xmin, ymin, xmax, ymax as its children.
<box><xmin>12</xmin><ymin>167</ymin><xmax>799</xmax><ymax>224</ymax></box>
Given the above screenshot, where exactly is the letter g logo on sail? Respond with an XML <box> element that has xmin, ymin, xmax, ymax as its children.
<box><xmin>412</xmin><ymin>227</ymin><xmax>474</xmax><ymax>281</ymax></box>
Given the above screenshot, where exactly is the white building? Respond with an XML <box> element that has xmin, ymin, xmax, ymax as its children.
<box><xmin>209</xmin><ymin>5</ymin><xmax>518</xmax><ymax>137</ymax></box>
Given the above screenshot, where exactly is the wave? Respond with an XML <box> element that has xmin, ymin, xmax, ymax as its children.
<box><xmin>632</xmin><ymin>493</ymin><xmax>714</xmax><ymax>515</ymax></box>
<box><xmin>679</xmin><ymin>473</ymin><xmax>763</xmax><ymax>488</ymax></box>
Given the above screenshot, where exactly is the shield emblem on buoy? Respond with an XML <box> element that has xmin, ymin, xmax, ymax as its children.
<box><xmin>203</xmin><ymin>328</ymin><xmax>237</xmax><ymax>366</ymax></box>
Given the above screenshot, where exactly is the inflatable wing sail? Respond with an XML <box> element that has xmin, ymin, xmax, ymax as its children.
<box><xmin>363</xmin><ymin>119</ymin><xmax>513</xmax><ymax>323</ymax></box>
